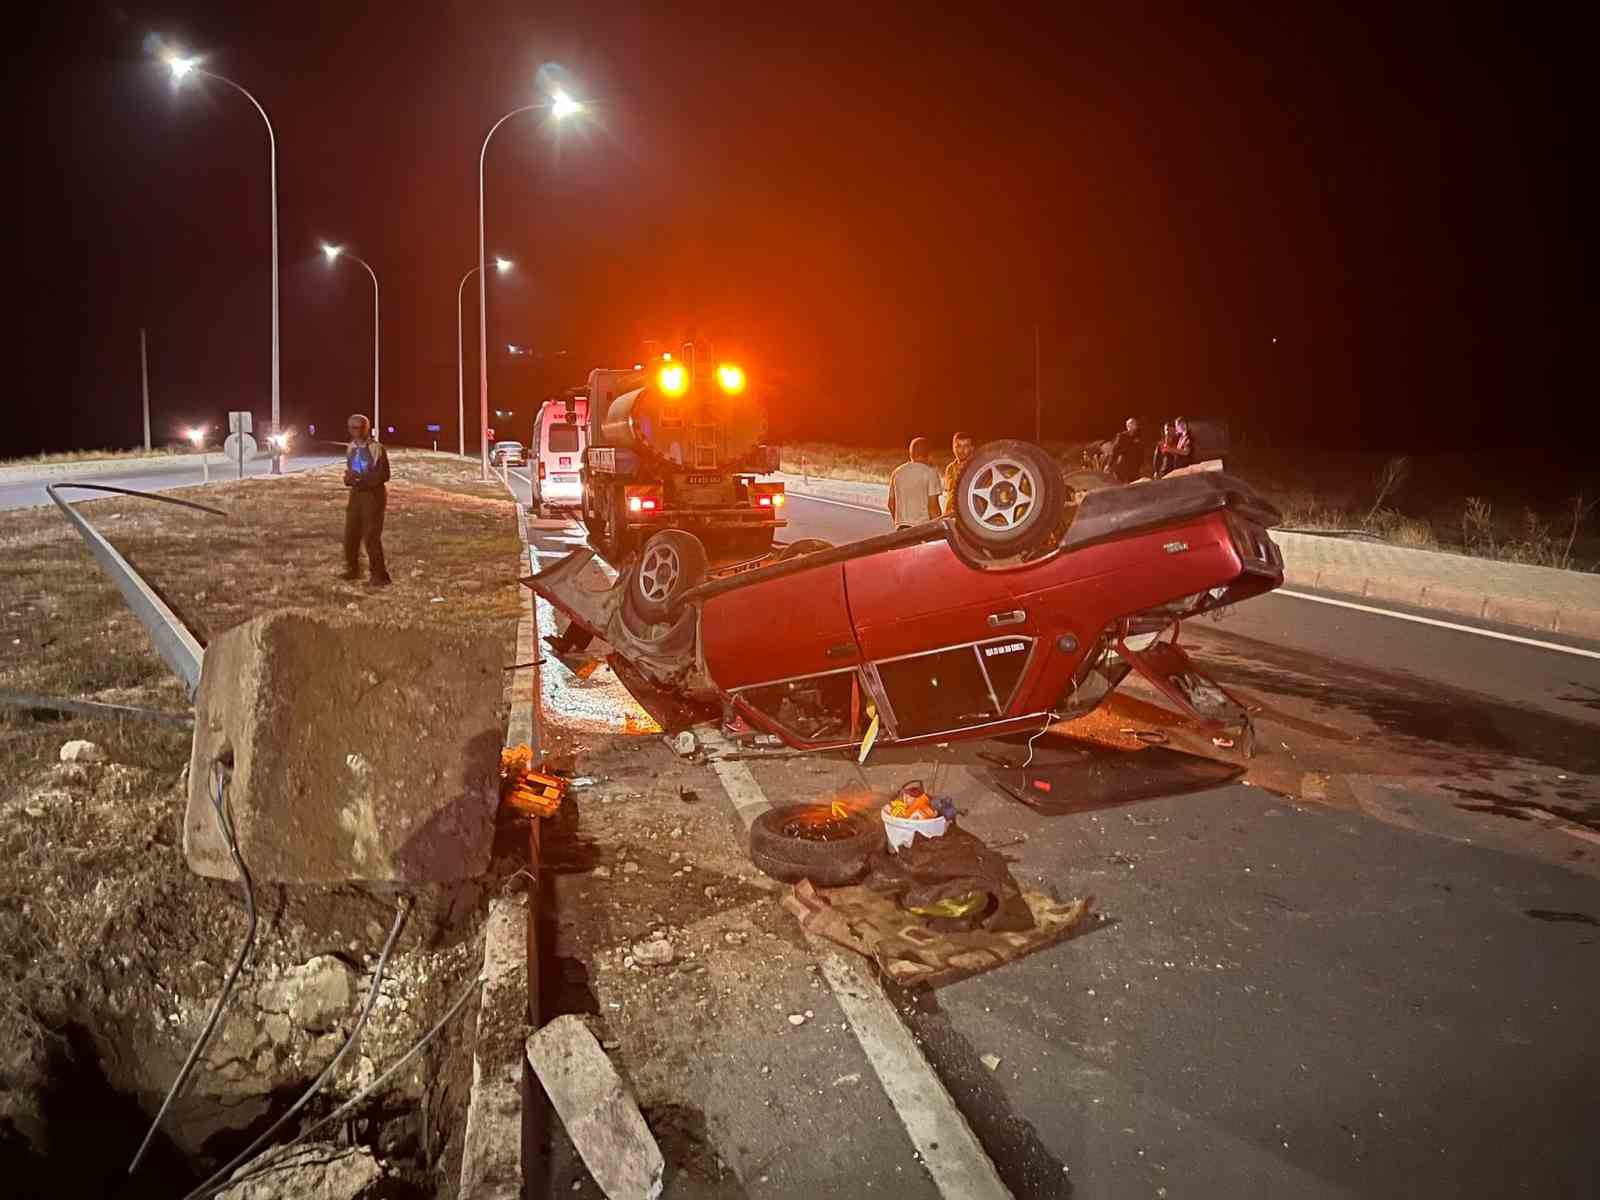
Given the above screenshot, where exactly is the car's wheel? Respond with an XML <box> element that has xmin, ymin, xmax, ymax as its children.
<box><xmin>747</xmin><ymin>803</ymin><xmax>884</xmax><ymax>885</ymax></box>
<box><xmin>625</xmin><ymin>530</ymin><xmax>708</xmax><ymax>625</ymax></box>
<box><xmin>776</xmin><ymin>537</ymin><xmax>834</xmax><ymax>561</ymax></box>
<box><xmin>953</xmin><ymin>439</ymin><xmax>1066</xmax><ymax>556</ymax></box>
<box><xmin>1063</xmin><ymin>468</ymin><xmax>1120</xmax><ymax>502</ymax></box>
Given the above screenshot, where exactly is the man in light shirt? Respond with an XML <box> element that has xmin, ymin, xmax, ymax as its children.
<box><xmin>887</xmin><ymin>437</ymin><xmax>942</xmax><ymax>529</ymax></box>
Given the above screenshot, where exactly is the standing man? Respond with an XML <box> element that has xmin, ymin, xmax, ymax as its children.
<box><xmin>1108</xmin><ymin>417</ymin><xmax>1146</xmax><ymax>483</ymax></box>
<box><xmin>343</xmin><ymin>413</ymin><xmax>391</xmax><ymax>586</ymax></box>
<box><xmin>887</xmin><ymin>437</ymin><xmax>942</xmax><ymax>529</ymax></box>
<box><xmin>941</xmin><ymin>430</ymin><xmax>975</xmax><ymax>515</ymax></box>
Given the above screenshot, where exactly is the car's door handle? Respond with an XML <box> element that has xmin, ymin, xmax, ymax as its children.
<box><xmin>987</xmin><ymin>609</ymin><xmax>1027</xmax><ymax>628</ymax></box>
<box><xmin>825</xmin><ymin>643</ymin><xmax>858</xmax><ymax>660</ymax></box>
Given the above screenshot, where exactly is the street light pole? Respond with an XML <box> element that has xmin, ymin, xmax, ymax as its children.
<box><xmin>459</xmin><ymin>257</ymin><xmax>512</xmax><ymax>458</ymax></box>
<box><xmin>323</xmin><ymin>245</ymin><xmax>380</xmax><ymax>433</ymax></box>
<box><xmin>477</xmin><ymin>88</ymin><xmax>583</xmax><ymax>480</ymax></box>
<box><xmin>165</xmin><ymin>58</ymin><xmax>280</xmax><ymax>470</ymax></box>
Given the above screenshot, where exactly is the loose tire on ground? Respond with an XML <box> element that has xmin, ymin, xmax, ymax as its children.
<box><xmin>953</xmin><ymin>439</ymin><xmax>1066</xmax><ymax>557</ymax></box>
<box><xmin>625</xmin><ymin>529</ymin><xmax>708</xmax><ymax>625</ymax></box>
<box><xmin>747</xmin><ymin>803</ymin><xmax>885</xmax><ymax>886</ymax></box>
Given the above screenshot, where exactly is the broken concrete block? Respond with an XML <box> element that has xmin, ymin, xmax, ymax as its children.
<box><xmin>217</xmin><ymin>1143</ymin><xmax>383</xmax><ymax>1199</ymax></box>
<box><xmin>58</xmin><ymin>739</ymin><xmax>104</xmax><ymax>763</ymax></box>
<box><xmin>527</xmin><ymin>1015</ymin><xmax>664</xmax><ymax>1200</ymax></box>
<box><xmin>184</xmin><ymin>608</ymin><xmax>502</xmax><ymax>884</ymax></box>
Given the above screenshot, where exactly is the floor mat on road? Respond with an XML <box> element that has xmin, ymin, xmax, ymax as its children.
<box><xmin>783</xmin><ymin>876</ymin><xmax>1096</xmax><ymax>987</ymax></box>
<box><xmin>983</xmin><ymin>739</ymin><xmax>1243</xmax><ymax>815</ymax></box>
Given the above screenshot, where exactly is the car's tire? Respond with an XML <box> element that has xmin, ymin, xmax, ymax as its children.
<box><xmin>776</xmin><ymin>537</ymin><xmax>834</xmax><ymax>561</ymax></box>
<box><xmin>747</xmin><ymin>803</ymin><xmax>885</xmax><ymax>886</ymax></box>
<box><xmin>1063</xmin><ymin>468</ymin><xmax>1120</xmax><ymax>501</ymax></box>
<box><xmin>625</xmin><ymin>530</ymin><xmax>708</xmax><ymax>625</ymax></box>
<box><xmin>953</xmin><ymin>439</ymin><xmax>1066</xmax><ymax>556</ymax></box>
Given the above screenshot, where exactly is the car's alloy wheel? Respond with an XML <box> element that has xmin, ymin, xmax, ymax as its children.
<box><xmin>637</xmin><ymin>541</ymin><xmax>682</xmax><ymax>605</ymax></box>
<box><xmin>953</xmin><ymin>439</ymin><xmax>1065</xmax><ymax>556</ymax></box>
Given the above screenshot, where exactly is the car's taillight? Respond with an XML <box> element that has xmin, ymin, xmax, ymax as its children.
<box><xmin>752</xmin><ymin>483</ymin><xmax>785</xmax><ymax>509</ymax></box>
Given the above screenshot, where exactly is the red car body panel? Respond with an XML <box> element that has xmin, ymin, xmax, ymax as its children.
<box><xmin>701</xmin><ymin>561</ymin><xmax>858</xmax><ymax>688</ymax></box>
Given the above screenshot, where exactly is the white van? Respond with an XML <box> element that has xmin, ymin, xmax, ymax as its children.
<box><xmin>531</xmin><ymin>396</ymin><xmax>588</xmax><ymax>515</ymax></box>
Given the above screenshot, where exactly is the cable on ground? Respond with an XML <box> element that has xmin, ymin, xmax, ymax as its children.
<box><xmin>128</xmin><ymin>759</ymin><xmax>257</xmax><ymax>1176</ymax></box>
<box><xmin>185</xmin><ymin>968</ymin><xmax>485</xmax><ymax>1199</ymax></box>
<box><xmin>180</xmin><ymin>895</ymin><xmax>412</xmax><ymax>1200</ymax></box>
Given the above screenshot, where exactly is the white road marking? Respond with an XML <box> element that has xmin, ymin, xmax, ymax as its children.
<box><xmin>787</xmin><ymin>490</ymin><xmax>886</xmax><ymax>515</ymax></box>
<box><xmin>1277</xmin><ymin>589</ymin><xmax>1600</xmax><ymax>660</ymax></box>
<box><xmin>703</xmin><ymin>758</ymin><xmax>1012</xmax><ymax>1199</ymax></box>
<box><xmin>820</xmin><ymin>953</ymin><xmax>1013</xmax><ymax>1199</ymax></box>
<box><xmin>510</xmin><ymin>469</ymin><xmax>532</xmax><ymax>486</ymax></box>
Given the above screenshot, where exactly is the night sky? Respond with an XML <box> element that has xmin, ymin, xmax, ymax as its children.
<box><xmin>12</xmin><ymin>1</ymin><xmax>1588</xmax><ymax>460</ymax></box>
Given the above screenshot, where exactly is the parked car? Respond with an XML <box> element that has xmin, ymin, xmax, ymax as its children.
<box><xmin>530</xmin><ymin>440</ymin><xmax>1283</xmax><ymax>753</ymax></box>
<box><xmin>491</xmin><ymin>440</ymin><xmax>526</xmax><ymax>467</ymax></box>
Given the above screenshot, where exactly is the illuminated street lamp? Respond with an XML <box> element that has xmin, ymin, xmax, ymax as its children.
<box><xmin>321</xmin><ymin>243</ymin><xmax>380</xmax><ymax>433</ymax></box>
<box><xmin>458</xmin><ymin>256</ymin><xmax>512</xmax><ymax>457</ymax></box>
<box><xmin>477</xmin><ymin>84</ymin><xmax>585</xmax><ymax>478</ymax></box>
<box><xmin>162</xmin><ymin>48</ymin><xmax>282</xmax><ymax>471</ymax></box>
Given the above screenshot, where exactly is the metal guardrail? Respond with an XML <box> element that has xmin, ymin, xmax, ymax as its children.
<box><xmin>45</xmin><ymin>483</ymin><xmax>215</xmax><ymax>700</ymax></box>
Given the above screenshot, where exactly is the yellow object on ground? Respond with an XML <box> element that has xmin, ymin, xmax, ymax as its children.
<box><xmin>500</xmin><ymin>744</ymin><xmax>566</xmax><ymax>818</ymax></box>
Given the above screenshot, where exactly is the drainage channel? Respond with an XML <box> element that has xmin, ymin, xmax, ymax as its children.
<box><xmin>4</xmin><ymin>480</ymin><xmax>524</xmax><ymax>1197</ymax></box>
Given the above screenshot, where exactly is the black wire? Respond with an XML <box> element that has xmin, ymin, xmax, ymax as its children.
<box><xmin>180</xmin><ymin>896</ymin><xmax>413</xmax><ymax>1200</ymax></box>
<box><xmin>128</xmin><ymin>760</ymin><xmax>257</xmax><ymax>1175</ymax></box>
<box><xmin>45</xmin><ymin>482</ymin><xmax>229</xmax><ymax>518</ymax></box>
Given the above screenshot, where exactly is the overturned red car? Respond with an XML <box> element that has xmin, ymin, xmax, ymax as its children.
<box><xmin>529</xmin><ymin>440</ymin><xmax>1283</xmax><ymax>753</ymax></box>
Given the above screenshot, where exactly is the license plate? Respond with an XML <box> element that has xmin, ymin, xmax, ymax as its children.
<box><xmin>687</xmin><ymin>473</ymin><xmax>722</xmax><ymax>485</ymax></box>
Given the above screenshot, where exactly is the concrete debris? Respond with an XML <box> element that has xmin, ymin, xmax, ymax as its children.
<box><xmin>58</xmin><ymin>739</ymin><xmax>104</xmax><ymax>763</ymax></box>
<box><xmin>981</xmin><ymin>1053</ymin><xmax>1002</xmax><ymax>1071</ymax></box>
<box><xmin>183</xmin><ymin>608</ymin><xmax>503</xmax><ymax>884</ymax></box>
<box><xmin>527</xmin><ymin>1015</ymin><xmax>665</xmax><ymax>1200</ymax></box>
<box><xmin>255</xmin><ymin>955</ymin><xmax>359</xmax><ymax>1033</ymax></box>
<box><xmin>672</xmin><ymin>731</ymin><xmax>697</xmax><ymax>757</ymax></box>
<box><xmin>216</xmin><ymin>1143</ymin><xmax>384</xmax><ymax>1199</ymax></box>
<box><xmin>631</xmin><ymin>937</ymin><xmax>675</xmax><ymax>967</ymax></box>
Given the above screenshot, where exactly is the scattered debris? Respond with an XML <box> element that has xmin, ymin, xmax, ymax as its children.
<box><xmin>217</xmin><ymin>1143</ymin><xmax>384</xmax><ymax>1199</ymax></box>
<box><xmin>672</xmin><ymin>731</ymin><xmax>698</xmax><ymax>757</ymax></box>
<box><xmin>593</xmin><ymin>865</ymin><xmax>613</xmax><ymax>879</ymax></box>
<box><xmin>501</xmin><ymin>744</ymin><xmax>567</xmax><ymax>818</ymax></box>
<box><xmin>980</xmin><ymin>1054</ymin><xmax>1002</xmax><ymax>1071</ymax></box>
<box><xmin>787</xmin><ymin>1012</ymin><xmax>807</xmax><ymax>1026</ymax></box>
<box><xmin>622</xmin><ymin>861</ymin><xmax>641</xmax><ymax>875</ymax></box>
<box><xmin>527</xmin><ymin>1015</ymin><xmax>665</xmax><ymax>1200</ymax></box>
<box><xmin>57</xmin><ymin>739</ymin><xmax>104</xmax><ymax>764</ymax></box>
<box><xmin>1211</xmin><ymin>735</ymin><xmax>1236</xmax><ymax>749</ymax></box>
<box><xmin>632</xmin><ymin>937</ymin><xmax>675</xmax><ymax>967</ymax></box>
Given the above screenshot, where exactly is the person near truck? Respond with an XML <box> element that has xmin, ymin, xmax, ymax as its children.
<box><xmin>1108</xmin><ymin>417</ymin><xmax>1146</xmax><ymax>483</ymax></box>
<box><xmin>941</xmin><ymin>430</ymin><xmax>975</xmax><ymax>515</ymax></box>
<box><xmin>342</xmin><ymin>413</ymin><xmax>391</xmax><ymax>586</ymax></box>
<box><xmin>888</xmin><ymin>437</ymin><xmax>942</xmax><ymax>529</ymax></box>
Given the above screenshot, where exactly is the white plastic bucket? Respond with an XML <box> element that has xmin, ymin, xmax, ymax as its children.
<box><xmin>881</xmin><ymin>805</ymin><xmax>949</xmax><ymax>853</ymax></box>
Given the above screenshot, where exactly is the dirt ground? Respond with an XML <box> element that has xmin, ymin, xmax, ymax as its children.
<box><xmin>0</xmin><ymin>453</ymin><xmax>523</xmax><ymax>1196</ymax></box>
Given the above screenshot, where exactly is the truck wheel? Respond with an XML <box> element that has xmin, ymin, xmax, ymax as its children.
<box><xmin>953</xmin><ymin>440</ymin><xmax>1065</xmax><ymax>556</ymax></box>
<box><xmin>747</xmin><ymin>803</ymin><xmax>884</xmax><ymax>885</ymax></box>
<box><xmin>625</xmin><ymin>530</ymin><xmax>708</xmax><ymax>625</ymax></box>
<box><xmin>607</xmin><ymin>490</ymin><xmax>638</xmax><ymax>561</ymax></box>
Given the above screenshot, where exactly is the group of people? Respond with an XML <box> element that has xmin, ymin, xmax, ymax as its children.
<box><xmin>1106</xmin><ymin>416</ymin><xmax>1194</xmax><ymax>483</ymax></box>
<box><xmin>887</xmin><ymin>431</ymin><xmax>976</xmax><ymax>529</ymax></box>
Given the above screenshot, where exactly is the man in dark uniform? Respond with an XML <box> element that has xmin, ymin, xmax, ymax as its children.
<box><xmin>343</xmin><ymin>414</ymin><xmax>391</xmax><ymax>585</ymax></box>
<box><xmin>1108</xmin><ymin>417</ymin><xmax>1146</xmax><ymax>483</ymax></box>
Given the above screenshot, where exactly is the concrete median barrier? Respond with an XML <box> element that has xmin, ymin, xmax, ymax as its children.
<box><xmin>183</xmin><ymin>608</ymin><xmax>504</xmax><ymax>884</ymax></box>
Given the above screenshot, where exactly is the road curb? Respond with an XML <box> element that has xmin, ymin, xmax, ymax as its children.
<box><xmin>459</xmin><ymin>494</ymin><xmax>541</xmax><ymax>1200</ymax></box>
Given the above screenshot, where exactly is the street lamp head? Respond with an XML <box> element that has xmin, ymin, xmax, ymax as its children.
<box><xmin>550</xmin><ymin>89</ymin><xmax>583</xmax><ymax>120</ymax></box>
<box><xmin>494</xmin><ymin>257</ymin><xmax>513</xmax><ymax>273</ymax></box>
<box><xmin>164</xmin><ymin>52</ymin><xmax>200</xmax><ymax>82</ymax></box>
<box><xmin>321</xmin><ymin>243</ymin><xmax>343</xmax><ymax>262</ymax></box>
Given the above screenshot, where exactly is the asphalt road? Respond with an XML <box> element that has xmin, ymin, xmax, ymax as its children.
<box><xmin>0</xmin><ymin>453</ymin><xmax>345</xmax><ymax>511</ymax></box>
<box><xmin>512</xmin><ymin>472</ymin><xmax>1600</xmax><ymax>1197</ymax></box>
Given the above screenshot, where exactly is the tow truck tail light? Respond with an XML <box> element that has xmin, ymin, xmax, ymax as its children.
<box><xmin>751</xmin><ymin>482</ymin><xmax>785</xmax><ymax>509</ymax></box>
<box><xmin>625</xmin><ymin>486</ymin><xmax>664</xmax><ymax>515</ymax></box>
